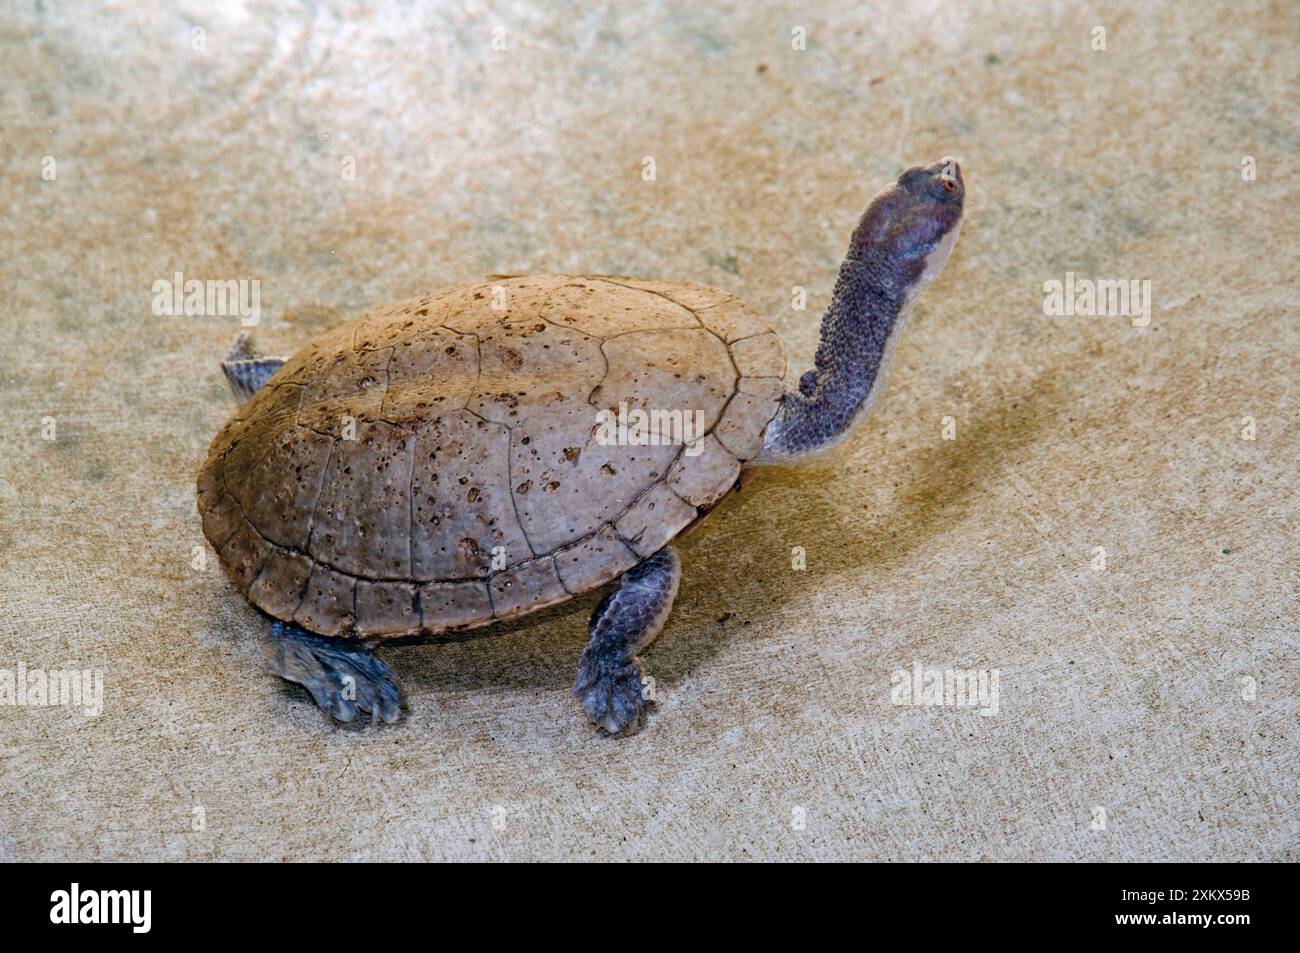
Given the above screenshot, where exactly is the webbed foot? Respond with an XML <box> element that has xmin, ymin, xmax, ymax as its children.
<box><xmin>222</xmin><ymin>332</ymin><xmax>286</xmax><ymax>404</ymax></box>
<box><xmin>265</xmin><ymin>621</ymin><xmax>406</xmax><ymax>724</ymax></box>
<box><xmin>573</xmin><ymin>655</ymin><xmax>648</xmax><ymax>736</ymax></box>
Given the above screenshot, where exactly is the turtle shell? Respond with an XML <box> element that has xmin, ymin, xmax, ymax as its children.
<box><xmin>197</xmin><ymin>275</ymin><xmax>786</xmax><ymax>639</ymax></box>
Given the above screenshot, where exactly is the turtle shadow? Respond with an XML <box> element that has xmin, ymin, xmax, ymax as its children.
<box><xmin>383</xmin><ymin>597</ymin><xmax>600</xmax><ymax>696</ymax></box>
<box><xmin>785</xmin><ymin>371</ymin><xmax>1065</xmax><ymax>576</ymax></box>
<box><xmin>645</xmin><ymin>371</ymin><xmax>1067</xmax><ymax>681</ymax></box>
<box><xmin>342</xmin><ymin>372</ymin><xmax>1065</xmax><ymax>717</ymax></box>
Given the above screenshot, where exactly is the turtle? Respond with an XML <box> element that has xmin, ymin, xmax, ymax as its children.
<box><xmin>197</xmin><ymin>157</ymin><xmax>965</xmax><ymax>735</ymax></box>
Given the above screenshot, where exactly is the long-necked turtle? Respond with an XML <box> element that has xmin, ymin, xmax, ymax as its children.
<box><xmin>198</xmin><ymin>158</ymin><xmax>965</xmax><ymax>734</ymax></box>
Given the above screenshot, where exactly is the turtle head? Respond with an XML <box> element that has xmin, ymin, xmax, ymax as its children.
<box><xmin>757</xmin><ymin>158</ymin><xmax>966</xmax><ymax>463</ymax></box>
<box><xmin>850</xmin><ymin>156</ymin><xmax>964</xmax><ymax>296</ymax></box>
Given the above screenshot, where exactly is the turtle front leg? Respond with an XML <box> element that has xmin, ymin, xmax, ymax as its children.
<box><xmin>264</xmin><ymin>620</ymin><xmax>407</xmax><ymax>724</ymax></box>
<box><xmin>573</xmin><ymin>545</ymin><xmax>681</xmax><ymax>736</ymax></box>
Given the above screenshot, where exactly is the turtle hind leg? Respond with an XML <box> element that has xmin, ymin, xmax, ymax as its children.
<box><xmin>221</xmin><ymin>332</ymin><xmax>286</xmax><ymax>404</ymax></box>
<box><xmin>264</xmin><ymin>620</ymin><xmax>407</xmax><ymax>724</ymax></box>
<box><xmin>573</xmin><ymin>545</ymin><xmax>681</xmax><ymax>736</ymax></box>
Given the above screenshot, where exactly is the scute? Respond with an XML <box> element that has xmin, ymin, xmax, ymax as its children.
<box><xmin>409</xmin><ymin>411</ymin><xmax>528</xmax><ymax>581</ymax></box>
<box><xmin>509</xmin><ymin>395</ymin><xmax>654</xmax><ymax>554</ymax></box>
<box><xmin>310</xmin><ymin>419</ymin><xmax>414</xmax><ymax>579</ymax></box>
<box><xmin>197</xmin><ymin>275</ymin><xmax>786</xmax><ymax>639</ymax></box>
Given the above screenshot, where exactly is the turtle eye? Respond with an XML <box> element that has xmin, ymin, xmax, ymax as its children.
<box><xmin>940</xmin><ymin>176</ymin><xmax>957</xmax><ymax>193</ymax></box>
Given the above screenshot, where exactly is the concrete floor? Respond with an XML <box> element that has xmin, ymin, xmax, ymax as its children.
<box><xmin>0</xmin><ymin>1</ymin><xmax>1295</xmax><ymax>861</ymax></box>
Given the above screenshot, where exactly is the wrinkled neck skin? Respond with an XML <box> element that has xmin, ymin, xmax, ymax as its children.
<box><xmin>757</xmin><ymin>209</ymin><xmax>960</xmax><ymax>464</ymax></box>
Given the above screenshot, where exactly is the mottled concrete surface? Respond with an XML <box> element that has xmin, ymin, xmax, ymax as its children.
<box><xmin>1</xmin><ymin>1</ymin><xmax>1295</xmax><ymax>861</ymax></box>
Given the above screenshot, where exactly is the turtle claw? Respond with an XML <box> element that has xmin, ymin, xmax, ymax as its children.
<box><xmin>265</xmin><ymin>622</ymin><xmax>407</xmax><ymax>724</ymax></box>
<box><xmin>573</xmin><ymin>656</ymin><xmax>648</xmax><ymax>736</ymax></box>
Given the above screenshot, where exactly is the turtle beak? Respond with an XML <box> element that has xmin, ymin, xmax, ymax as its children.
<box><xmin>934</xmin><ymin>156</ymin><xmax>962</xmax><ymax>186</ymax></box>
